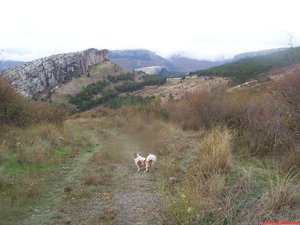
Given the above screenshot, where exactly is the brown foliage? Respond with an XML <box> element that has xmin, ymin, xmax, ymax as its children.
<box><xmin>0</xmin><ymin>77</ymin><xmax>24</xmax><ymax>127</ymax></box>
<box><xmin>166</xmin><ymin>88</ymin><xmax>230</xmax><ymax>130</ymax></box>
<box><xmin>0</xmin><ymin>77</ymin><xmax>66</xmax><ymax>132</ymax></box>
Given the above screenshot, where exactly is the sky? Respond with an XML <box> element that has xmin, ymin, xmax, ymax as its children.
<box><xmin>1</xmin><ymin>0</ymin><xmax>300</xmax><ymax>61</ymax></box>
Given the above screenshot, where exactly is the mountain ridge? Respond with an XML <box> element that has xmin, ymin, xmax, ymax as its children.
<box><xmin>2</xmin><ymin>48</ymin><xmax>108</xmax><ymax>97</ymax></box>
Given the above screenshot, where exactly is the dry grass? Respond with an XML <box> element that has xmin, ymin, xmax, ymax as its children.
<box><xmin>84</xmin><ymin>168</ymin><xmax>113</xmax><ymax>185</ymax></box>
<box><xmin>81</xmin><ymin>104</ymin><xmax>174</xmax><ymax>157</ymax></box>
<box><xmin>260</xmin><ymin>170</ymin><xmax>299</xmax><ymax>211</ymax></box>
<box><xmin>82</xmin><ymin>148</ymin><xmax>121</xmax><ymax>186</ymax></box>
<box><xmin>193</xmin><ymin>126</ymin><xmax>232</xmax><ymax>176</ymax></box>
<box><xmin>166</xmin><ymin>127</ymin><xmax>233</xmax><ymax>224</ymax></box>
<box><xmin>282</xmin><ymin>150</ymin><xmax>300</xmax><ymax>175</ymax></box>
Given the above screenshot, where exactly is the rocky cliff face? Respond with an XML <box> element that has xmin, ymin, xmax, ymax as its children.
<box><xmin>2</xmin><ymin>48</ymin><xmax>108</xmax><ymax>97</ymax></box>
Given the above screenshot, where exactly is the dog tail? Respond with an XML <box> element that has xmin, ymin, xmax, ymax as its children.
<box><xmin>133</xmin><ymin>153</ymin><xmax>138</xmax><ymax>158</ymax></box>
<box><xmin>151</xmin><ymin>154</ymin><xmax>157</xmax><ymax>163</ymax></box>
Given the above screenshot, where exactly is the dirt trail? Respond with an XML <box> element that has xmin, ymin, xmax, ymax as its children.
<box><xmin>20</xmin><ymin>128</ymin><xmax>169</xmax><ymax>225</ymax></box>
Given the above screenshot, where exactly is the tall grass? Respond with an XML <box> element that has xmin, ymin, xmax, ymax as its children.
<box><xmin>260</xmin><ymin>170</ymin><xmax>299</xmax><ymax>212</ymax></box>
<box><xmin>161</xmin><ymin>72</ymin><xmax>300</xmax><ymax>224</ymax></box>
<box><xmin>167</xmin><ymin>127</ymin><xmax>232</xmax><ymax>224</ymax></box>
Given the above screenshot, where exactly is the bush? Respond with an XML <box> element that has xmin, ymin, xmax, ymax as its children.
<box><xmin>68</xmin><ymin>80</ymin><xmax>107</xmax><ymax>106</ymax></box>
<box><xmin>0</xmin><ymin>77</ymin><xmax>66</xmax><ymax>130</ymax></box>
<box><xmin>165</xmin><ymin>88</ymin><xmax>230</xmax><ymax>130</ymax></box>
<box><xmin>0</xmin><ymin>77</ymin><xmax>25</xmax><ymax>126</ymax></box>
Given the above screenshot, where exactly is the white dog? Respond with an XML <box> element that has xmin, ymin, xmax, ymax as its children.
<box><xmin>134</xmin><ymin>153</ymin><xmax>157</xmax><ymax>172</ymax></box>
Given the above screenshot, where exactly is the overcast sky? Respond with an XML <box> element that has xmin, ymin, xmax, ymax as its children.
<box><xmin>1</xmin><ymin>0</ymin><xmax>299</xmax><ymax>61</ymax></box>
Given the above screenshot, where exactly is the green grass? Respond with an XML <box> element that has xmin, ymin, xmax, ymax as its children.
<box><xmin>0</xmin><ymin>122</ymin><xmax>98</xmax><ymax>224</ymax></box>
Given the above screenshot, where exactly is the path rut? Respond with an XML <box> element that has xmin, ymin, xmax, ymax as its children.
<box><xmin>20</xmin><ymin>128</ymin><xmax>169</xmax><ymax>225</ymax></box>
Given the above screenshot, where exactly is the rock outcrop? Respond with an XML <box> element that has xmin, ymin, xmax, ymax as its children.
<box><xmin>2</xmin><ymin>48</ymin><xmax>108</xmax><ymax>97</ymax></box>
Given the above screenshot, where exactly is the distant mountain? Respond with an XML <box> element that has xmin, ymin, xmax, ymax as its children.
<box><xmin>0</xmin><ymin>60</ymin><xmax>25</xmax><ymax>71</ymax></box>
<box><xmin>233</xmin><ymin>48</ymin><xmax>287</xmax><ymax>61</ymax></box>
<box><xmin>109</xmin><ymin>49</ymin><xmax>173</xmax><ymax>69</ymax></box>
<box><xmin>190</xmin><ymin>47</ymin><xmax>300</xmax><ymax>84</ymax></box>
<box><xmin>168</xmin><ymin>55</ymin><xmax>223</xmax><ymax>73</ymax></box>
<box><xmin>109</xmin><ymin>49</ymin><xmax>223</xmax><ymax>75</ymax></box>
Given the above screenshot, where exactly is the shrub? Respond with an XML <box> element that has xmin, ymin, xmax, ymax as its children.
<box><xmin>166</xmin><ymin>88</ymin><xmax>230</xmax><ymax>130</ymax></box>
<box><xmin>0</xmin><ymin>77</ymin><xmax>66</xmax><ymax>129</ymax></box>
<box><xmin>0</xmin><ymin>77</ymin><xmax>25</xmax><ymax>127</ymax></box>
<box><xmin>237</xmin><ymin>100</ymin><xmax>290</xmax><ymax>155</ymax></box>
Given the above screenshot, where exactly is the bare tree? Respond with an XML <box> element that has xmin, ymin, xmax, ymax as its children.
<box><xmin>286</xmin><ymin>33</ymin><xmax>296</xmax><ymax>63</ymax></box>
<box><xmin>287</xmin><ymin>33</ymin><xmax>294</xmax><ymax>48</ymax></box>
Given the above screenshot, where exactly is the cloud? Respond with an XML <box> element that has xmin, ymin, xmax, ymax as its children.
<box><xmin>1</xmin><ymin>0</ymin><xmax>299</xmax><ymax>61</ymax></box>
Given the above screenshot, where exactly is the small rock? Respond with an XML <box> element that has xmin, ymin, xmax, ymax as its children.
<box><xmin>64</xmin><ymin>217</ymin><xmax>71</xmax><ymax>224</ymax></box>
<box><xmin>168</xmin><ymin>176</ymin><xmax>178</xmax><ymax>184</ymax></box>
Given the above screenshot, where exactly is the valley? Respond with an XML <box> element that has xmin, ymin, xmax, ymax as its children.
<box><xmin>1</xmin><ymin>47</ymin><xmax>300</xmax><ymax>225</ymax></box>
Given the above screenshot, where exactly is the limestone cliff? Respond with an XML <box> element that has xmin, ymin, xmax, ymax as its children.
<box><xmin>2</xmin><ymin>48</ymin><xmax>108</xmax><ymax>97</ymax></box>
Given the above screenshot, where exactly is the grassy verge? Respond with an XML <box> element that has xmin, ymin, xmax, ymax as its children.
<box><xmin>0</xmin><ymin>121</ymin><xmax>95</xmax><ymax>224</ymax></box>
<box><xmin>159</xmin><ymin>127</ymin><xmax>300</xmax><ymax>225</ymax></box>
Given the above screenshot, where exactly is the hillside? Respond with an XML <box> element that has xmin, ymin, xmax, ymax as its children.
<box><xmin>168</xmin><ymin>55</ymin><xmax>223</xmax><ymax>73</ymax></box>
<box><xmin>1</xmin><ymin>49</ymin><xmax>169</xmax><ymax>112</ymax></box>
<box><xmin>135</xmin><ymin>75</ymin><xmax>230</xmax><ymax>103</ymax></box>
<box><xmin>50</xmin><ymin>60</ymin><xmax>166</xmax><ymax>111</ymax></box>
<box><xmin>49</xmin><ymin>60</ymin><xmax>130</xmax><ymax>105</ymax></box>
<box><xmin>190</xmin><ymin>47</ymin><xmax>300</xmax><ymax>83</ymax></box>
<box><xmin>232</xmin><ymin>47</ymin><xmax>287</xmax><ymax>61</ymax></box>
